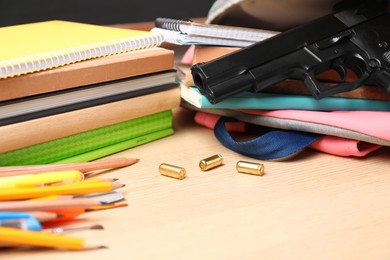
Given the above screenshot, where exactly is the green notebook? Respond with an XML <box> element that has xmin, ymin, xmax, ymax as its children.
<box><xmin>54</xmin><ymin>128</ymin><xmax>173</xmax><ymax>164</ymax></box>
<box><xmin>0</xmin><ymin>110</ymin><xmax>173</xmax><ymax>166</ymax></box>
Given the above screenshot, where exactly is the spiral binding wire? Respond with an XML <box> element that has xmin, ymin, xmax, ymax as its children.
<box><xmin>155</xmin><ymin>17</ymin><xmax>191</xmax><ymax>34</ymax></box>
<box><xmin>0</xmin><ymin>33</ymin><xmax>164</xmax><ymax>79</ymax></box>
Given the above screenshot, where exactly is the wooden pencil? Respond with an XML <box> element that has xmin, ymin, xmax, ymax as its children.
<box><xmin>27</xmin><ymin>211</ymin><xmax>63</xmax><ymax>223</ymax></box>
<box><xmin>0</xmin><ymin>198</ymin><xmax>105</xmax><ymax>211</ymax></box>
<box><xmin>87</xmin><ymin>202</ymin><xmax>128</xmax><ymax>211</ymax></box>
<box><xmin>40</xmin><ymin>208</ymin><xmax>86</xmax><ymax>222</ymax></box>
<box><xmin>48</xmin><ymin>177</ymin><xmax>118</xmax><ymax>187</ymax></box>
<box><xmin>80</xmin><ymin>177</ymin><xmax>119</xmax><ymax>184</ymax></box>
<box><xmin>0</xmin><ymin>181</ymin><xmax>125</xmax><ymax>200</ymax></box>
<box><xmin>0</xmin><ymin>157</ymin><xmax>139</xmax><ymax>176</ymax></box>
<box><xmin>48</xmin><ymin>224</ymin><xmax>104</xmax><ymax>234</ymax></box>
<box><xmin>0</xmin><ymin>226</ymin><xmax>106</xmax><ymax>250</ymax></box>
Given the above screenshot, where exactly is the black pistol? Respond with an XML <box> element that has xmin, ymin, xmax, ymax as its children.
<box><xmin>191</xmin><ymin>3</ymin><xmax>390</xmax><ymax>104</ymax></box>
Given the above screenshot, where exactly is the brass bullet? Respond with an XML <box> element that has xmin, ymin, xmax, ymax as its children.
<box><xmin>236</xmin><ymin>160</ymin><xmax>264</xmax><ymax>176</ymax></box>
<box><xmin>159</xmin><ymin>163</ymin><xmax>186</xmax><ymax>180</ymax></box>
<box><xmin>199</xmin><ymin>154</ymin><xmax>223</xmax><ymax>171</ymax></box>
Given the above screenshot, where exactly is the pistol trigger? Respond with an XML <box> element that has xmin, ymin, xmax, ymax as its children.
<box><xmin>303</xmin><ymin>71</ymin><xmax>322</xmax><ymax>99</ymax></box>
<box><xmin>331</xmin><ymin>61</ymin><xmax>347</xmax><ymax>81</ymax></box>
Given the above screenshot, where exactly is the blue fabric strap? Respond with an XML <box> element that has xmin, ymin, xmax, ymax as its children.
<box><xmin>214</xmin><ymin>117</ymin><xmax>322</xmax><ymax>160</ymax></box>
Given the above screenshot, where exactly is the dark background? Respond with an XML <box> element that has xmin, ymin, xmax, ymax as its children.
<box><xmin>0</xmin><ymin>0</ymin><xmax>214</xmax><ymax>26</ymax></box>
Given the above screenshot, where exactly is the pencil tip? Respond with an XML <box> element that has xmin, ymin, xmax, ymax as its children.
<box><xmin>90</xmin><ymin>224</ymin><xmax>104</xmax><ymax>230</ymax></box>
<box><xmin>113</xmin><ymin>178</ymin><xmax>119</xmax><ymax>181</ymax></box>
<box><xmin>131</xmin><ymin>158</ymin><xmax>140</xmax><ymax>163</ymax></box>
<box><xmin>84</xmin><ymin>244</ymin><xmax>108</xmax><ymax>250</ymax></box>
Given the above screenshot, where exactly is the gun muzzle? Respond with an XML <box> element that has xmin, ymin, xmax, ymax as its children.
<box><xmin>191</xmin><ymin>63</ymin><xmax>208</xmax><ymax>93</ymax></box>
<box><xmin>191</xmin><ymin>63</ymin><xmax>256</xmax><ymax>104</ymax></box>
<box><xmin>202</xmin><ymin>73</ymin><xmax>255</xmax><ymax>104</ymax></box>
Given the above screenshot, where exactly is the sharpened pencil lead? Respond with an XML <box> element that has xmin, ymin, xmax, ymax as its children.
<box><xmin>111</xmin><ymin>181</ymin><xmax>125</xmax><ymax>190</ymax></box>
<box><xmin>76</xmin><ymin>242</ymin><xmax>108</xmax><ymax>250</ymax></box>
<box><xmin>85</xmin><ymin>244</ymin><xmax>108</xmax><ymax>250</ymax></box>
<box><xmin>90</xmin><ymin>224</ymin><xmax>104</xmax><ymax>230</ymax></box>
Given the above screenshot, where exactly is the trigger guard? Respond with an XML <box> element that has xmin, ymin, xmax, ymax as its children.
<box><xmin>303</xmin><ymin>70</ymin><xmax>369</xmax><ymax>99</ymax></box>
<box><xmin>331</xmin><ymin>61</ymin><xmax>347</xmax><ymax>81</ymax></box>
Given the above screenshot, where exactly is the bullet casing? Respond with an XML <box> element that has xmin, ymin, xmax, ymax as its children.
<box><xmin>159</xmin><ymin>163</ymin><xmax>186</xmax><ymax>180</ymax></box>
<box><xmin>199</xmin><ymin>154</ymin><xmax>223</xmax><ymax>171</ymax></box>
<box><xmin>236</xmin><ymin>161</ymin><xmax>264</xmax><ymax>176</ymax></box>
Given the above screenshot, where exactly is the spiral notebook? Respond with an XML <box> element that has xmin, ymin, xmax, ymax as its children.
<box><xmin>154</xmin><ymin>17</ymin><xmax>278</xmax><ymax>42</ymax></box>
<box><xmin>0</xmin><ymin>20</ymin><xmax>164</xmax><ymax>79</ymax></box>
<box><xmin>151</xmin><ymin>28</ymin><xmax>257</xmax><ymax>47</ymax></box>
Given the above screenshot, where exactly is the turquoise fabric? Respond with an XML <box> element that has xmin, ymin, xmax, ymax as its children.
<box><xmin>188</xmin><ymin>87</ymin><xmax>390</xmax><ymax>111</ymax></box>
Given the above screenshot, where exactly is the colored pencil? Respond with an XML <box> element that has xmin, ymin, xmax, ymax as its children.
<box><xmin>27</xmin><ymin>211</ymin><xmax>63</xmax><ymax>223</ymax></box>
<box><xmin>0</xmin><ymin>198</ymin><xmax>105</xmax><ymax>211</ymax></box>
<box><xmin>0</xmin><ymin>226</ymin><xmax>106</xmax><ymax>250</ymax></box>
<box><xmin>0</xmin><ymin>181</ymin><xmax>125</xmax><ymax>200</ymax></box>
<box><xmin>42</xmin><ymin>208</ymin><xmax>86</xmax><ymax>222</ymax></box>
<box><xmin>0</xmin><ymin>157</ymin><xmax>139</xmax><ymax>177</ymax></box>
<box><xmin>86</xmin><ymin>202</ymin><xmax>128</xmax><ymax>211</ymax></box>
<box><xmin>0</xmin><ymin>170</ymin><xmax>84</xmax><ymax>188</ymax></box>
<box><xmin>48</xmin><ymin>224</ymin><xmax>104</xmax><ymax>233</ymax></box>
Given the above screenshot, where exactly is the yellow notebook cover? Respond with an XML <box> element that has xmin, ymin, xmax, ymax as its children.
<box><xmin>0</xmin><ymin>20</ymin><xmax>164</xmax><ymax>79</ymax></box>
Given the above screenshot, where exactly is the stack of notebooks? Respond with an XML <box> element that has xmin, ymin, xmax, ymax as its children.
<box><xmin>0</xmin><ymin>20</ymin><xmax>181</xmax><ymax>166</ymax></box>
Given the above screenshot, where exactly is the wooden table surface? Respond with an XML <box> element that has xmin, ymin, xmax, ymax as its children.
<box><xmin>3</xmin><ymin>107</ymin><xmax>390</xmax><ymax>260</ymax></box>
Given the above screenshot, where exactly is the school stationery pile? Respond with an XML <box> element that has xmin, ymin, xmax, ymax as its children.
<box><xmin>0</xmin><ymin>157</ymin><xmax>135</xmax><ymax>250</ymax></box>
<box><xmin>0</xmin><ymin>20</ymin><xmax>181</xmax><ymax>166</ymax></box>
<box><xmin>159</xmin><ymin>18</ymin><xmax>390</xmax><ymax>160</ymax></box>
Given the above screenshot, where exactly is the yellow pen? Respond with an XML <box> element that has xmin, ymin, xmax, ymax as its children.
<box><xmin>0</xmin><ymin>170</ymin><xmax>84</xmax><ymax>188</ymax></box>
<box><xmin>0</xmin><ymin>181</ymin><xmax>124</xmax><ymax>201</ymax></box>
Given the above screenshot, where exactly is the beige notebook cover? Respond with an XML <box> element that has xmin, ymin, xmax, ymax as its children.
<box><xmin>0</xmin><ymin>47</ymin><xmax>174</xmax><ymax>101</ymax></box>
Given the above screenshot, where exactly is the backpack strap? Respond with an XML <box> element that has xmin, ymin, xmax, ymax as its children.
<box><xmin>214</xmin><ymin>117</ymin><xmax>322</xmax><ymax>160</ymax></box>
